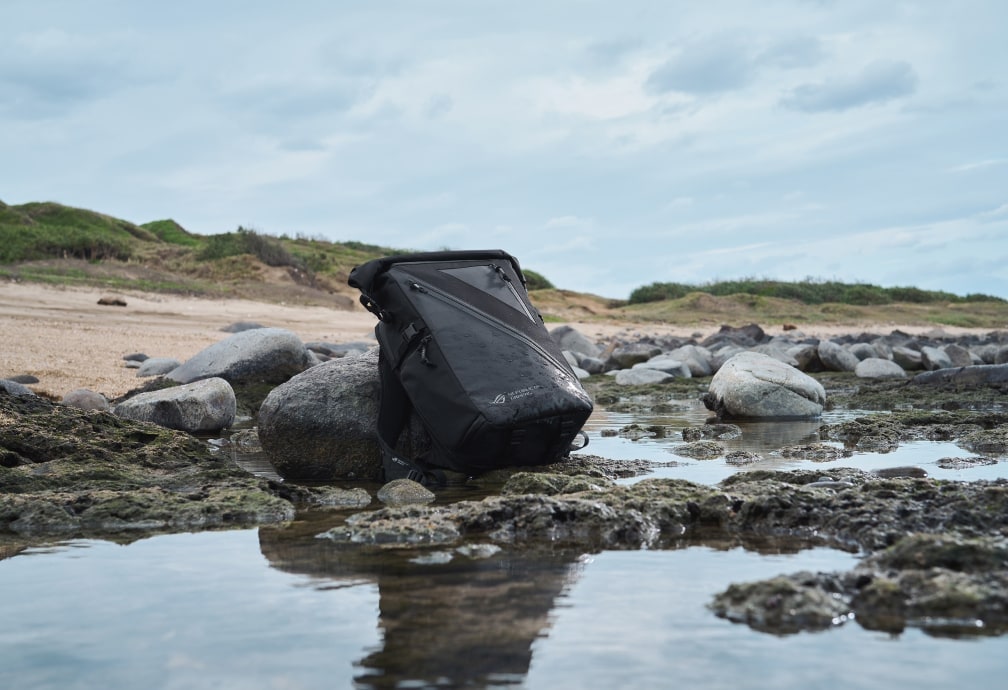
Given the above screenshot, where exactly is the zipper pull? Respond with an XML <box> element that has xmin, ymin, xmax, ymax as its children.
<box><xmin>418</xmin><ymin>335</ymin><xmax>435</xmax><ymax>366</ymax></box>
<box><xmin>409</xmin><ymin>281</ymin><xmax>428</xmax><ymax>293</ymax></box>
<box><xmin>489</xmin><ymin>263</ymin><xmax>511</xmax><ymax>282</ymax></box>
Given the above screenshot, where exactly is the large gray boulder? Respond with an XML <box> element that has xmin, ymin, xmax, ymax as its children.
<box><xmin>817</xmin><ymin>340</ymin><xmax>859</xmax><ymax>372</ymax></box>
<box><xmin>168</xmin><ymin>327</ymin><xmax>316</xmax><ymax>385</ymax></box>
<box><xmin>921</xmin><ymin>346</ymin><xmax>953</xmax><ymax>371</ymax></box>
<box><xmin>703</xmin><ymin>352</ymin><xmax>826</xmax><ymax>419</ymax></box>
<box><xmin>258</xmin><ymin>349</ymin><xmax>426</xmax><ymax>482</ymax></box>
<box><xmin>854</xmin><ymin>358</ymin><xmax>907</xmax><ymax>379</ymax></box>
<box><xmin>633</xmin><ymin>355</ymin><xmax>691</xmax><ymax>378</ymax></box>
<box><xmin>113</xmin><ymin>377</ymin><xmax>236</xmax><ymax>432</ymax></box>
<box><xmin>607</xmin><ymin>342</ymin><xmax>663</xmax><ymax>369</ymax></box>
<box><xmin>550</xmin><ymin>325</ymin><xmax>602</xmax><ymax>359</ymax></box>
<box><xmin>892</xmin><ymin>346</ymin><xmax>924</xmax><ymax>371</ymax></box>
<box><xmin>665</xmin><ymin>345</ymin><xmax>713</xmax><ymax>377</ymax></box>
<box><xmin>614</xmin><ymin>368</ymin><xmax>674</xmax><ymax>385</ymax></box>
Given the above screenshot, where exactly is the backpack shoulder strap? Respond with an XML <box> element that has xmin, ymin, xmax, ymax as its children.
<box><xmin>376</xmin><ymin>349</ymin><xmax>446</xmax><ymax>487</ymax></box>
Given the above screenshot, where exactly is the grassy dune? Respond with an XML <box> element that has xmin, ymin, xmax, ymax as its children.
<box><xmin>2</xmin><ymin>200</ymin><xmax>1006</xmax><ymax>329</ymax></box>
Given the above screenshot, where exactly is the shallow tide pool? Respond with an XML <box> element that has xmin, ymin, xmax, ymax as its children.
<box><xmin>2</xmin><ymin>527</ymin><xmax>1006</xmax><ymax>689</ymax></box>
<box><xmin>3</xmin><ymin>406</ymin><xmax>1007</xmax><ymax>689</ymax></box>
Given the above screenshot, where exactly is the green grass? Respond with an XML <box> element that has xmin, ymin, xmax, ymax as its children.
<box><xmin>629</xmin><ymin>277</ymin><xmax>1004</xmax><ymax>306</ymax></box>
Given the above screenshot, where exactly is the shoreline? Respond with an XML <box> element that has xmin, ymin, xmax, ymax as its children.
<box><xmin>0</xmin><ymin>281</ymin><xmax>997</xmax><ymax>400</ymax></box>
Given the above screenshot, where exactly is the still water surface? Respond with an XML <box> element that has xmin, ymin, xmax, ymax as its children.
<box><xmin>2</xmin><ymin>404</ymin><xmax>1007</xmax><ymax>689</ymax></box>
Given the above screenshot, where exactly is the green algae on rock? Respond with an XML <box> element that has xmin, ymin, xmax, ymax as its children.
<box><xmin>1</xmin><ymin>391</ymin><xmax>293</xmax><ymax>536</ymax></box>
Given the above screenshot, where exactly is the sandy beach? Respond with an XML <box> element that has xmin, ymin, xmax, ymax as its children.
<box><xmin>0</xmin><ymin>281</ymin><xmax>990</xmax><ymax>400</ymax></box>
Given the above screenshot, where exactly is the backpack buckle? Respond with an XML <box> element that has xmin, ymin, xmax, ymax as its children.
<box><xmin>360</xmin><ymin>295</ymin><xmax>389</xmax><ymax>321</ymax></box>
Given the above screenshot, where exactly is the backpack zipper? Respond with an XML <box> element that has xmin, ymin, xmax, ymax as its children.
<box><xmin>489</xmin><ymin>263</ymin><xmax>538</xmax><ymax>323</ymax></box>
<box><xmin>406</xmin><ymin>276</ymin><xmax>575</xmax><ymax>381</ymax></box>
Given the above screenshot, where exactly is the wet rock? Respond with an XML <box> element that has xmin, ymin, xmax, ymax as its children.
<box><xmin>674</xmin><ymin>441</ymin><xmax>724</xmax><ymax>459</ymax></box>
<box><xmin>168</xmin><ymin>327</ymin><xmax>316</xmax><ymax>385</ymax></box>
<box><xmin>114</xmin><ymin>377</ymin><xmax>236</xmax><ymax>433</ymax></box>
<box><xmin>0</xmin><ymin>391</ymin><xmax>293</xmax><ymax>535</ymax></box>
<box><xmin>61</xmin><ymin>388</ymin><xmax>110</xmax><ymax>411</ymax></box>
<box><xmin>957</xmin><ymin>427</ymin><xmax>1008</xmax><ymax>456</ymax></box>
<box><xmin>710</xmin><ymin>571</ymin><xmax>853</xmax><ymax>634</ymax></box>
<box><xmin>854</xmin><ymin>358</ymin><xmax>907</xmax><ymax>379</ymax></box>
<box><xmin>873</xmin><ymin>466</ymin><xmax>928</xmax><ymax>479</ymax></box>
<box><xmin>936</xmin><ymin>456</ymin><xmax>997</xmax><ymax>470</ymax></box>
<box><xmin>778</xmin><ymin>444</ymin><xmax>851</xmax><ymax>462</ymax></box>
<box><xmin>724</xmin><ymin>451</ymin><xmax>762</xmax><ymax>466</ymax></box>
<box><xmin>703</xmin><ymin>352</ymin><xmax>826</xmax><ymax>419</ymax></box>
<box><xmin>377</xmin><ymin>479</ymin><xmax>436</xmax><ymax>505</ymax></box>
<box><xmin>502</xmin><ymin>472</ymin><xmax>614</xmax><ymax>495</ymax></box>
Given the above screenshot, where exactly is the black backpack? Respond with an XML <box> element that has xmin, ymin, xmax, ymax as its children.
<box><xmin>348</xmin><ymin>250</ymin><xmax>593</xmax><ymax>485</ymax></box>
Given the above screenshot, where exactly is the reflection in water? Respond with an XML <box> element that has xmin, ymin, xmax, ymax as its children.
<box><xmin>259</xmin><ymin>514</ymin><xmax>584</xmax><ymax>688</ymax></box>
<box><xmin>258</xmin><ymin>514</ymin><xmax>828</xmax><ymax>688</ymax></box>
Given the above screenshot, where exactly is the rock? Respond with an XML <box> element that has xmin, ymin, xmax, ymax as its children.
<box><xmin>0</xmin><ymin>392</ymin><xmax>293</xmax><ymax>535</ymax></box>
<box><xmin>97</xmin><ymin>295</ymin><xmax>127</xmax><ymax>307</ymax></box>
<box><xmin>943</xmin><ymin>344</ymin><xmax>973</xmax><ymax>368</ymax></box>
<box><xmin>136</xmin><ymin>357</ymin><xmax>182</xmax><ymax>378</ymax></box>
<box><xmin>665</xmin><ymin>345</ymin><xmax>713</xmax><ymax>377</ymax></box>
<box><xmin>305</xmin><ymin>340</ymin><xmax>374</xmax><ymax>358</ymax></box>
<box><xmin>0</xmin><ymin>379</ymin><xmax>35</xmax><ymax>397</ymax></box>
<box><xmin>632</xmin><ymin>356</ymin><xmax>691</xmax><ymax>377</ymax></box>
<box><xmin>122</xmin><ymin>353</ymin><xmax>148</xmax><ymax>363</ymax></box>
<box><xmin>891</xmin><ymin>346</ymin><xmax>924</xmax><ymax>371</ymax></box>
<box><xmin>114</xmin><ymin>377</ymin><xmax>237</xmax><ymax>433</ymax></box>
<box><xmin>921</xmin><ymin>346</ymin><xmax>953</xmax><ymax>370</ymax></box>
<box><xmin>848</xmin><ymin>342</ymin><xmax>879</xmax><ymax>360</ymax></box>
<box><xmin>817</xmin><ymin>340</ymin><xmax>859</xmax><ymax>372</ymax></box>
<box><xmin>221</xmin><ymin>321</ymin><xmax>267</xmax><ymax>333</ymax></box>
<box><xmin>703</xmin><ymin>351</ymin><xmax>826</xmax><ymax>418</ymax></box>
<box><xmin>786</xmin><ymin>343</ymin><xmax>821</xmax><ymax>372</ymax></box>
<box><xmin>167</xmin><ymin>327</ymin><xmax>316</xmax><ymax>385</ymax></box>
<box><xmin>5</xmin><ymin>374</ymin><xmax>39</xmax><ymax>384</ymax></box>
<box><xmin>578</xmin><ymin>356</ymin><xmax>607</xmax><ymax>374</ymax></box>
<box><xmin>550</xmin><ymin>325</ymin><xmax>602</xmax><ymax>358</ymax></box>
<box><xmin>258</xmin><ymin>349</ymin><xmax>426</xmax><ymax>482</ymax></box>
<box><xmin>377</xmin><ymin>479</ymin><xmax>436</xmax><ymax>505</ymax></box>
<box><xmin>854</xmin><ymin>358</ymin><xmax>907</xmax><ymax>379</ymax></box>
<box><xmin>912</xmin><ymin>363</ymin><xmax>1008</xmax><ymax>388</ymax></box>
<box><xmin>750</xmin><ymin>344</ymin><xmax>799</xmax><ymax>367</ymax></box>
<box><xmin>61</xmin><ymin>388</ymin><xmax>111</xmax><ymax>411</ymax></box>
<box><xmin>613</xmin><ymin>368</ymin><xmax>674</xmax><ymax>385</ymax></box>
<box><xmin>607</xmin><ymin>342</ymin><xmax>663</xmax><ymax>369</ymax></box>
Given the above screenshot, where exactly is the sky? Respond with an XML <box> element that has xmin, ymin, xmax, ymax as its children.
<box><xmin>2</xmin><ymin>1</ymin><xmax>1006</xmax><ymax>300</ymax></box>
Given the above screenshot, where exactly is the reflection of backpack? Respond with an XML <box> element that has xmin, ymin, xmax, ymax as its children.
<box><xmin>349</xmin><ymin>250</ymin><xmax>593</xmax><ymax>485</ymax></box>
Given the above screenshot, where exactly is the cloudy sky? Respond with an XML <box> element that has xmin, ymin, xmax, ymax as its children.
<box><xmin>2</xmin><ymin>1</ymin><xmax>1006</xmax><ymax>299</ymax></box>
